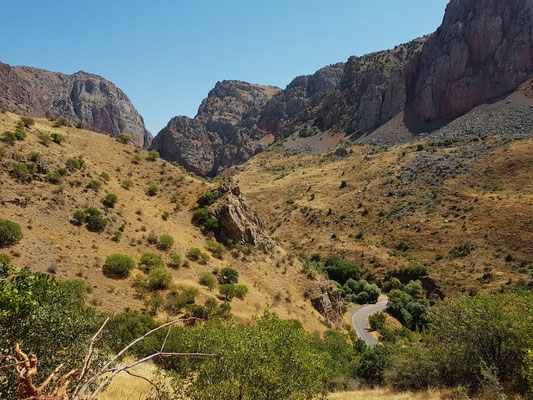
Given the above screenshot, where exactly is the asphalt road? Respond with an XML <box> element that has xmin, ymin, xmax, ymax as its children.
<box><xmin>351</xmin><ymin>300</ymin><xmax>388</xmax><ymax>347</ymax></box>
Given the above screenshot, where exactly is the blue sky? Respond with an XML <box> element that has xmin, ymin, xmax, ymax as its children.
<box><xmin>0</xmin><ymin>1</ymin><xmax>449</xmax><ymax>134</ymax></box>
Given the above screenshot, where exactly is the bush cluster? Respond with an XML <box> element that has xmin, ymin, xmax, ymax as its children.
<box><xmin>72</xmin><ymin>207</ymin><xmax>108</xmax><ymax>232</ymax></box>
<box><xmin>0</xmin><ymin>219</ymin><xmax>23</xmax><ymax>247</ymax></box>
<box><xmin>103</xmin><ymin>254</ymin><xmax>135</xmax><ymax>279</ymax></box>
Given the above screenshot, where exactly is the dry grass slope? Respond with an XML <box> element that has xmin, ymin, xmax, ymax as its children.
<box><xmin>0</xmin><ymin>111</ymin><xmax>328</xmax><ymax>332</ymax></box>
<box><xmin>228</xmin><ymin>135</ymin><xmax>533</xmax><ymax>296</ymax></box>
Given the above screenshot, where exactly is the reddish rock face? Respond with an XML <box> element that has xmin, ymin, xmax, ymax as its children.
<box><xmin>408</xmin><ymin>0</ymin><xmax>533</xmax><ymax>121</ymax></box>
<box><xmin>0</xmin><ymin>62</ymin><xmax>151</xmax><ymax>147</ymax></box>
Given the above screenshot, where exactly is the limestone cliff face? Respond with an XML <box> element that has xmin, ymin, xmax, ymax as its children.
<box><xmin>154</xmin><ymin>0</ymin><xmax>533</xmax><ymax>174</ymax></box>
<box><xmin>407</xmin><ymin>0</ymin><xmax>533</xmax><ymax>121</ymax></box>
<box><xmin>0</xmin><ymin>62</ymin><xmax>151</xmax><ymax>147</ymax></box>
<box><xmin>151</xmin><ymin>81</ymin><xmax>281</xmax><ymax>176</ymax></box>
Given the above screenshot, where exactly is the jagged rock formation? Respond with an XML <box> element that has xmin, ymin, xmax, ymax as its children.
<box><xmin>309</xmin><ymin>282</ymin><xmax>343</xmax><ymax>324</ymax></box>
<box><xmin>150</xmin><ymin>81</ymin><xmax>280</xmax><ymax>176</ymax></box>
<box><xmin>214</xmin><ymin>181</ymin><xmax>275</xmax><ymax>251</ymax></box>
<box><xmin>154</xmin><ymin>0</ymin><xmax>533</xmax><ymax>174</ymax></box>
<box><xmin>0</xmin><ymin>62</ymin><xmax>151</xmax><ymax>147</ymax></box>
<box><xmin>407</xmin><ymin>0</ymin><xmax>533</xmax><ymax>121</ymax></box>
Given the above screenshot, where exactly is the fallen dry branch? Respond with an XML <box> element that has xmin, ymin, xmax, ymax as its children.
<box><xmin>1</xmin><ymin>316</ymin><xmax>217</xmax><ymax>400</ymax></box>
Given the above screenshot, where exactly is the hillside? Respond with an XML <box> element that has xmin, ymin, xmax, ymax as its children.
<box><xmin>0</xmin><ymin>111</ymin><xmax>334</xmax><ymax>332</ymax></box>
<box><xmin>226</xmin><ymin>127</ymin><xmax>533</xmax><ymax>297</ymax></box>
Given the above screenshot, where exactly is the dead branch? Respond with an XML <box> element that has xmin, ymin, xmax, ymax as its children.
<box><xmin>1</xmin><ymin>316</ymin><xmax>216</xmax><ymax>400</ymax></box>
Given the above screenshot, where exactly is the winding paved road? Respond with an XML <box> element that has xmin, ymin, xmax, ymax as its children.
<box><xmin>351</xmin><ymin>300</ymin><xmax>388</xmax><ymax>347</ymax></box>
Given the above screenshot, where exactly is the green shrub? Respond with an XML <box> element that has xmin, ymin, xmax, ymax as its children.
<box><xmin>400</xmin><ymin>264</ymin><xmax>428</xmax><ymax>280</ymax></box>
<box><xmin>187</xmin><ymin>247</ymin><xmax>210</xmax><ymax>264</ymax></box>
<box><xmin>199</xmin><ymin>272</ymin><xmax>217</xmax><ymax>290</ymax></box>
<box><xmin>140</xmin><ymin>252</ymin><xmax>164</xmax><ymax>270</ymax></box>
<box><xmin>86</xmin><ymin>212</ymin><xmax>108</xmax><ymax>233</ymax></box>
<box><xmin>144</xmin><ymin>294</ymin><xmax>165</xmax><ymax>315</ymax></box>
<box><xmin>75</xmin><ymin>122</ymin><xmax>85</xmax><ymax>129</ymax></box>
<box><xmin>369</xmin><ymin>312</ymin><xmax>386</xmax><ymax>331</ymax></box>
<box><xmin>197</xmin><ymin>190</ymin><xmax>221</xmax><ymax>207</ymax></box>
<box><xmin>219</xmin><ymin>267</ymin><xmax>239</xmax><ymax>284</ymax></box>
<box><xmin>206</xmin><ymin>240</ymin><xmax>226</xmax><ymax>259</ymax></box>
<box><xmin>65</xmin><ymin>157</ymin><xmax>85</xmax><ymax>171</ymax></box>
<box><xmin>132</xmin><ymin>154</ymin><xmax>143</xmax><ymax>164</ymax></box>
<box><xmin>0</xmin><ymin>253</ymin><xmax>11</xmax><ymax>264</ymax></box>
<box><xmin>167</xmin><ymin>253</ymin><xmax>182</xmax><ymax>269</ymax></box>
<box><xmin>53</xmin><ymin>117</ymin><xmax>69</xmax><ymax>127</ymax></box>
<box><xmin>57</xmin><ymin>167</ymin><xmax>68</xmax><ymax>176</ymax></box>
<box><xmin>46</xmin><ymin>172</ymin><xmax>62</xmax><ymax>184</ymax></box>
<box><xmin>38</xmin><ymin>132</ymin><xmax>51</xmax><ymax>146</ymax></box>
<box><xmin>1</xmin><ymin>131</ymin><xmax>16</xmax><ymax>145</ymax></box>
<box><xmin>449</xmin><ymin>242</ymin><xmax>475</xmax><ymax>258</ymax></box>
<box><xmin>19</xmin><ymin>117</ymin><xmax>35</xmax><ymax>128</ymax></box>
<box><xmin>0</xmin><ymin>219</ymin><xmax>23</xmax><ymax>247</ymax></box>
<box><xmin>219</xmin><ymin>284</ymin><xmax>248</xmax><ymax>301</ymax></box>
<box><xmin>147</xmin><ymin>267</ymin><xmax>172</xmax><ymax>290</ymax></box>
<box><xmin>147</xmin><ymin>150</ymin><xmax>160</xmax><ymax>161</ymax></box>
<box><xmin>14</xmin><ymin>128</ymin><xmax>26</xmax><ymax>141</ymax></box>
<box><xmin>193</xmin><ymin>207</ymin><xmax>209</xmax><ymax>224</ymax></box>
<box><xmin>204</xmin><ymin>217</ymin><xmax>219</xmax><ymax>233</ymax></box>
<box><xmin>157</xmin><ymin>234</ymin><xmax>174</xmax><ymax>251</ymax></box>
<box><xmin>72</xmin><ymin>210</ymin><xmax>87</xmax><ymax>225</ymax></box>
<box><xmin>0</xmin><ymin>146</ymin><xmax>6</xmax><ymax>157</ymax></box>
<box><xmin>117</xmin><ymin>133</ymin><xmax>132</xmax><ymax>144</ymax></box>
<box><xmin>58</xmin><ymin>279</ymin><xmax>88</xmax><ymax>303</ymax></box>
<box><xmin>87</xmin><ymin>180</ymin><xmax>102</xmax><ymax>191</ymax></box>
<box><xmin>403</xmin><ymin>280</ymin><xmax>425</xmax><ymax>297</ymax></box>
<box><xmin>102</xmin><ymin>193</ymin><xmax>118</xmax><ymax>208</ymax></box>
<box><xmin>161</xmin><ymin>210</ymin><xmax>170</xmax><ymax>220</ymax></box>
<box><xmin>102</xmin><ymin>254</ymin><xmax>135</xmax><ymax>278</ymax></box>
<box><xmin>51</xmin><ymin>132</ymin><xmax>65</xmax><ymax>144</ymax></box>
<box><xmin>11</xmin><ymin>163</ymin><xmax>31</xmax><ymax>182</ymax></box>
<box><xmin>166</xmin><ymin>287</ymin><xmax>199</xmax><ymax>312</ymax></box>
<box><xmin>99</xmin><ymin>172</ymin><xmax>110</xmax><ymax>182</ymax></box>
<box><xmin>146</xmin><ymin>184</ymin><xmax>159</xmax><ymax>196</ymax></box>
<box><xmin>121</xmin><ymin>179</ymin><xmax>134</xmax><ymax>189</ymax></box>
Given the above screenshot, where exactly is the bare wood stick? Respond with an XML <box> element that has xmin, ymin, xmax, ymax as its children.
<box><xmin>38</xmin><ymin>363</ymin><xmax>64</xmax><ymax>392</ymax></box>
<box><xmin>76</xmin><ymin>317</ymin><xmax>199</xmax><ymax>397</ymax></box>
<box><xmin>73</xmin><ymin>316</ymin><xmax>110</xmax><ymax>393</ymax></box>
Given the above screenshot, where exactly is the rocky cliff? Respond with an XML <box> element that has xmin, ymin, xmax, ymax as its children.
<box><xmin>151</xmin><ymin>80</ymin><xmax>281</xmax><ymax>176</ymax></box>
<box><xmin>153</xmin><ymin>0</ymin><xmax>533</xmax><ymax>175</ymax></box>
<box><xmin>0</xmin><ymin>62</ymin><xmax>151</xmax><ymax>147</ymax></box>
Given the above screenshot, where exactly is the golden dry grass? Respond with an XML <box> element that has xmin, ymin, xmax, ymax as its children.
<box><xmin>328</xmin><ymin>388</ymin><xmax>450</xmax><ymax>400</ymax></box>
<box><xmin>0</xmin><ymin>111</ymin><xmax>329</xmax><ymax>332</ymax></box>
<box><xmin>228</xmin><ymin>135</ymin><xmax>533</xmax><ymax>296</ymax></box>
<box><xmin>99</xmin><ymin>360</ymin><xmax>160</xmax><ymax>400</ymax></box>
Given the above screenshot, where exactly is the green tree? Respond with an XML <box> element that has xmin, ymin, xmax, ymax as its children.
<box><xmin>102</xmin><ymin>254</ymin><xmax>135</xmax><ymax>278</ymax></box>
<box><xmin>146</xmin><ymin>268</ymin><xmax>172</xmax><ymax>290</ymax></box>
<box><xmin>0</xmin><ymin>219</ymin><xmax>23</xmax><ymax>247</ymax></box>
<box><xmin>199</xmin><ymin>272</ymin><xmax>217</xmax><ymax>290</ymax></box>
<box><xmin>219</xmin><ymin>267</ymin><xmax>239</xmax><ymax>284</ymax></box>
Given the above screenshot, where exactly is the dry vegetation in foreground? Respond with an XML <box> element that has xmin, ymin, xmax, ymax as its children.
<box><xmin>228</xmin><ymin>136</ymin><xmax>533</xmax><ymax>296</ymax></box>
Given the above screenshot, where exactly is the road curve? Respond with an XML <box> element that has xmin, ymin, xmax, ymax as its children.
<box><xmin>351</xmin><ymin>300</ymin><xmax>388</xmax><ymax>347</ymax></box>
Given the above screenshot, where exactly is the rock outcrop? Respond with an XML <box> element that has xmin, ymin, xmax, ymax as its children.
<box><xmin>214</xmin><ymin>181</ymin><xmax>275</xmax><ymax>251</ymax></box>
<box><xmin>309</xmin><ymin>282</ymin><xmax>343</xmax><ymax>324</ymax></box>
<box><xmin>153</xmin><ymin>0</ymin><xmax>533</xmax><ymax>174</ymax></box>
<box><xmin>150</xmin><ymin>81</ymin><xmax>280</xmax><ymax>176</ymax></box>
<box><xmin>407</xmin><ymin>0</ymin><xmax>533</xmax><ymax>121</ymax></box>
<box><xmin>0</xmin><ymin>62</ymin><xmax>151</xmax><ymax>147</ymax></box>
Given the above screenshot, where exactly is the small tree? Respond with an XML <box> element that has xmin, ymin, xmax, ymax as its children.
<box><xmin>117</xmin><ymin>133</ymin><xmax>132</xmax><ymax>144</ymax></box>
<box><xmin>167</xmin><ymin>253</ymin><xmax>182</xmax><ymax>269</ymax></box>
<box><xmin>140</xmin><ymin>252</ymin><xmax>164</xmax><ymax>270</ymax></box>
<box><xmin>219</xmin><ymin>267</ymin><xmax>239</xmax><ymax>284</ymax></box>
<box><xmin>147</xmin><ymin>150</ymin><xmax>160</xmax><ymax>161</ymax></box>
<box><xmin>87</xmin><ymin>180</ymin><xmax>102</xmax><ymax>191</ymax></box>
<box><xmin>157</xmin><ymin>234</ymin><xmax>174</xmax><ymax>251</ymax></box>
<box><xmin>146</xmin><ymin>267</ymin><xmax>172</xmax><ymax>290</ymax></box>
<box><xmin>0</xmin><ymin>219</ymin><xmax>23</xmax><ymax>247</ymax></box>
<box><xmin>200</xmin><ymin>272</ymin><xmax>217</xmax><ymax>290</ymax></box>
<box><xmin>121</xmin><ymin>179</ymin><xmax>134</xmax><ymax>189</ymax></box>
<box><xmin>102</xmin><ymin>193</ymin><xmax>118</xmax><ymax>208</ymax></box>
<box><xmin>146</xmin><ymin>184</ymin><xmax>159</xmax><ymax>196</ymax></box>
<box><xmin>102</xmin><ymin>254</ymin><xmax>135</xmax><ymax>278</ymax></box>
